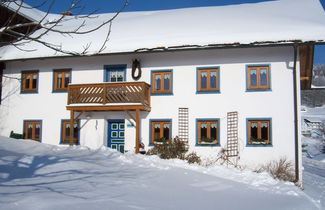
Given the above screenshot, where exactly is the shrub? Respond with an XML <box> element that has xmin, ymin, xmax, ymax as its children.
<box><xmin>185</xmin><ymin>152</ymin><xmax>201</xmax><ymax>164</ymax></box>
<box><xmin>9</xmin><ymin>131</ymin><xmax>23</xmax><ymax>139</ymax></box>
<box><xmin>147</xmin><ymin>137</ymin><xmax>201</xmax><ymax>164</ymax></box>
<box><xmin>255</xmin><ymin>157</ymin><xmax>295</xmax><ymax>182</ymax></box>
<box><xmin>147</xmin><ymin>136</ymin><xmax>188</xmax><ymax>159</ymax></box>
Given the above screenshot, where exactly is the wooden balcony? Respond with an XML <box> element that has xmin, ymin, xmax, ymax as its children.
<box><xmin>66</xmin><ymin>82</ymin><xmax>151</xmax><ymax>112</ymax></box>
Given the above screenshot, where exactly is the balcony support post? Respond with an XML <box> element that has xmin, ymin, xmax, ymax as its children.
<box><xmin>135</xmin><ymin>108</ymin><xmax>140</xmax><ymax>154</ymax></box>
<box><xmin>69</xmin><ymin>110</ymin><xmax>75</xmax><ymax>146</ymax></box>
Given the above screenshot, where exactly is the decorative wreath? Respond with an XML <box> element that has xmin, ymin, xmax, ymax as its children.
<box><xmin>132</xmin><ymin>59</ymin><xmax>142</xmax><ymax>80</ymax></box>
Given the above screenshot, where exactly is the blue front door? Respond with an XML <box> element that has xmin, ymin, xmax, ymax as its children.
<box><xmin>108</xmin><ymin>120</ymin><xmax>125</xmax><ymax>153</ymax></box>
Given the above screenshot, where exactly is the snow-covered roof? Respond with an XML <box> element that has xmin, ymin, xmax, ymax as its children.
<box><xmin>1</xmin><ymin>0</ymin><xmax>325</xmax><ymax>61</ymax></box>
<box><xmin>1</xmin><ymin>0</ymin><xmax>48</xmax><ymax>23</ymax></box>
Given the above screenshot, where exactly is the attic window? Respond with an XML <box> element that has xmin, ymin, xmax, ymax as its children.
<box><xmin>247</xmin><ymin>65</ymin><xmax>270</xmax><ymax>91</ymax></box>
<box><xmin>53</xmin><ymin>69</ymin><xmax>71</xmax><ymax>92</ymax></box>
<box><xmin>21</xmin><ymin>70</ymin><xmax>39</xmax><ymax>93</ymax></box>
<box><xmin>197</xmin><ymin>67</ymin><xmax>220</xmax><ymax>93</ymax></box>
<box><xmin>151</xmin><ymin>70</ymin><xmax>173</xmax><ymax>95</ymax></box>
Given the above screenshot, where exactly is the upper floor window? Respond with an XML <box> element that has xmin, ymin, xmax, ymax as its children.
<box><xmin>247</xmin><ymin>119</ymin><xmax>272</xmax><ymax>146</ymax></box>
<box><xmin>197</xmin><ymin>67</ymin><xmax>219</xmax><ymax>93</ymax></box>
<box><xmin>151</xmin><ymin>70</ymin><xmax>173</xmax><ymax>95</ymax></box>
<box><xmin>24</xmin><ymin>120</ymin><xmax>42</xmax><ymax>142</ymax></box>
<box><xmin>150</xmin><ymin>119</ymin><xmax>171</xmax><ymax>144</ymax></box>
<box><xmin>21</xmin><ymin>71</ymin><xmax>38</xmax><ymax>93</ymax></box>
<box><xmin>53</xmin><ymin>69</ymin><xmax>71</xmax><ymax>92</ymax></box>
<box><xmin>61</xmin><ymin>120</ymin><xmax>79</xmax><ymax>145</ymax></box>
<box><xmin>196</xmin><ymin>119</ymin><xmax>219</xmax><ymax>145</ymax></box>
<box><xmin>104</xmin><ymin>65</ymin><xmax>126</xmax><ymax>82</ymax></box>
<box><xmin>247</xmin><ymin>65</ymin><xmax>270</xmax><ymax>90</ymax></box>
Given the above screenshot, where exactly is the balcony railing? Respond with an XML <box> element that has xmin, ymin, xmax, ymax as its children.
<box><xmin>67</xmin><ymin>82</ymin><xmax>151</xmax><ymax>109</ymax></box>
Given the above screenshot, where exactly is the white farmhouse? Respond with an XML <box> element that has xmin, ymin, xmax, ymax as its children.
<box><xmin>1</xmin><ymin>0</ymin><xmax>325</xmax><ymax>184</ymax></box>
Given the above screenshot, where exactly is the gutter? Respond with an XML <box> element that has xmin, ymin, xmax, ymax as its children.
<box><xmin>292</xmin><ymin>45</ymin><xmax>300</xmax><ymax>184</ymax></box>
<box><xmin>1</xmin><ymin>40</ymin><xmax>324</xmax><ymax>63</ymax></box>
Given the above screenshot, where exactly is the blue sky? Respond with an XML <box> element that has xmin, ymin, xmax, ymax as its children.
<box><xmin>25</xmin><ymin>0</ymin><xmax>325</xmax><ymax>64</ymax></box>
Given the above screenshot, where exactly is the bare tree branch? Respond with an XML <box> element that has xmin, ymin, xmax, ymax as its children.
<box><xmin>0</xmin><ymin>0</ymin><xmax>129</xmax><ymax>55</ymax></box>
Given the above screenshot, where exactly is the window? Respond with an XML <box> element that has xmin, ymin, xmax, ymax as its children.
<box><xmin>247</xmin><ymin>65</ymin><xmax>270</xmax><ymax>90</ymax></box>
<box><xmin>197</xmin><ymin>67</ymin><xmax>219</xmax><ymax>93</ymax></box>
<box><xmin>53</xmin><ymin>69</ymin><xmax>71</xmax><ymax>91</ymax></box>
<box><xmin>104</xmin><ymin>65</ymin><xmax>126</xmax><ymax>82</ymax></box>
<box><xmin>247</xmin><ymin>119</ymin><xmax>271</xmax><ymax>145</ymax></box>
<box><xmin>23</xmin><ymin>120</ymin><xmax>42</xmax><ymax>142</ymax></box>
<box><xmin>150</xmin><ymin>120</ymin><xmax>171</xmax><ymax>144</ymax></box>
<box><xmin>151</xmin><ymin>70</ymin><xmax>172</xmax><ymax>94</ymax></box>
<box><xmin>21</xmin><ymin>71</ymin><xmax>38</xmax><ymax>93</ymax></box>
<box><xmin>61</xmin><ymin>120</ymin><xmax>79</xmax><ymax>145</ymax></box>
<box><xmin>196</xmin><ymin>119</ymin><xmax>219</xmax><ymax>145</ymax></box>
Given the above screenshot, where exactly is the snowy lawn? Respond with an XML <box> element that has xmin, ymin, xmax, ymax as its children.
<box><xmin>0</xmin><ymin>137</ymin><xmax>322</xmax><ymax>210</ymax></box>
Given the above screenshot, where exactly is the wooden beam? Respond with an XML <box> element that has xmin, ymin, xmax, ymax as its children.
<box><xmin>299</xmin><ymin>45</ymin><xmax>314</xmax><ymax>89</ymax></box>
<box><xmin>125</xmin><ymin>110</ymin><xmax>136</xmax><ymax>122</ymax></box>
<box><xmin>69</xmin><ymin>110</ymin><xmax>74</xmax><ymax>146</ymax></box>
<box><xmin>66</xmin><ymin>104</ymin><xmax>150</xmax><ymax>112</ymax></box>
<box><xmin>135</xmin><ymin>108</ymin><xmax>140</xmax><ymax>154</ymax></box>
<box><xmin>74</xmin><ymin>111</ymin><xmax>84</xmax><ymax>121</ymax></box>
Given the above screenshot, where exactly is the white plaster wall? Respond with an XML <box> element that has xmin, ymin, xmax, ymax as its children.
<box><xmin>0</xmin><ymin>46</ymin><xmax>299</xmax><ymax>169</ymax></box>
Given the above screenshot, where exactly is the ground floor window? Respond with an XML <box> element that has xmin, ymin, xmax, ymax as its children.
<box><xmin>150</xmin><ymin>119</ymin><xmax>171</xmax><ymax>144</ymax></box>
<box><xmin>23</xmin><ymin>120</ymin><xmax>42</xmax><ymax>141</ymax></box>
<box><xmin>247</xmin><ymin>119</ymin><xmax>272</xmax><ymax>145</ymax></box>
<box><xmin>196</xmin><ymin>119</ymin><xmax>219</xmax><ymax>145</ymax></box>
<box><xmin>61</xmin><ymin>120</ymin><xmax>79</xmax><ymax>145</ymax></box>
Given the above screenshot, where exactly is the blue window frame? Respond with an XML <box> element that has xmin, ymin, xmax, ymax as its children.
<box><xmin>151</xmin><ymin>70</ymin><xmax>173</xmax><ymax>95</ymax></box>
<box><xmin>23</xmin><ymin>120</ymin><xmax>42</xmax><ymax>142</ymax></box>
<box><xmin>246</xmin><ymin>65</ymin><xmax>271</xmax><ymax>91</ymax></box>
<box><xmin>52</xmin><ymin>69</ymin><xmax>72</xmax><ymax>92</ymax></box>
<box><xmin>60</xmin><ymin>119</ymin><xmax>80</xmax><ymax>145</ymax></box>
<box><xmin>246</xmin><ymin>118</ymin><xmax>272</xmax><ymax>147</ymax></box>
<box><xmin>21</xmin><ymin>70</ymin><xmax>39</xmax><ymax>94</ymax></box>
<box><xmin>196</xmin><ymin>118</ymin><xmax>220</xmax><ymax>146</ymax></box>
<box><xmin>149</xmin><ymin>119</ymin><xmax>172</xmax><ymax>145</ymax></box>
<box><xmin>196</xmin><ymin>67</ymin><xmax>220</xmax><ymax>94</ymax></box>
<box><xmin>104</xmin><ymin>65</ymin><xmax>127</xmax><ymax>82</ymax></box>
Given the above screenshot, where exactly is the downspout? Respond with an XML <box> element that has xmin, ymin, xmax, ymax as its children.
<box><xmin>292</xmin><ymin>45</ymin><xmax>300</xmax><ymax>183</ymax></box>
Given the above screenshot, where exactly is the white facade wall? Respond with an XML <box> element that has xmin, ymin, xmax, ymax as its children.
<box><xmin>0</xmin><ymin>46</ymin><xmax>301</xmax><ymax>169</ymax></box>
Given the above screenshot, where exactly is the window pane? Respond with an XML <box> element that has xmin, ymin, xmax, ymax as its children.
<box><xmin>73</xmin><ymin>123</ymin><xmax>78</xmax><ymax>139</ymax></box>
<box><xmin>65</xmin><ymin>123</ymin><xmax>70</xmax><ymax>138</ymax></box>
<box><xmin>250</xmin><ymin>122</ymin><xmax>258</xmax><ymax>139</ymax></box>
<box><xmin>117</xmin><ymin>71</ymin><xmax>124</xmax><ymax>82</ymax></box>
<box><xmin>110</xmin><ymin>71</ymin><xmax>117</xmax><ymax>82</ymax></box>
<box><xmin>64</xmin><ymin>72</ymin><xmax>70</xmax><ymax>88</ymax></box>
<box><xmin>260</xmin><ymin>68</ymin><xmax>268</xmax><ymax>86</ymax></box>
<box><xmin>210</xmin><ymin>71</ymin><xmax>217</xmax><ymax>89</ymax></box>
<box><xmin>27</xmin><ymin>124</ymin><xmax>33</xmax><ymax>139</ymax></box>
<box><xmin>250</xmin><ymin>69</ymin><xmax>257</xmax><ymax>87</ymax></box>
<box><xmin>200</xmin><ymin>72</ymin><xmax>207</xmax><ymax>89</ymax></box>
<box><xmin>261</xmin><ymin>122</ymin><xmax>269</xmax><ymax>140</ymax></box>
<box><xmin>35</xmin><ymin>124</ymin><xmax>40</xmax><ymax>139</ymax></box>
<box><xmin>154</xmin><ymin>123</ymin><xmax>160</xmax><ymax>140</ymax></box>
<box><xmin>25</xmin><ymin>75</ymin><xmax>30</xmax><ymax>89</ymax></box>
<box><xmin>155</xmin><ymin>75</ymin><xmax>161</xmax><ymax>90</ymax></box>
<box><xmin>163</xmin><ymin>123</ymin><xmax>170</xmax><ymax>140</ymax></box>
<box><xmin>210</xmin><ymin>123</ymin><xmax>217</xmax><ymax>140</ymax></box>
<box><xmin>32</xmin><ymin>74</ymin><xmax>37</xmax><ymax>89</ymax></box>
<box><xmin>57</xmin><ymin>73</ymin><xmax>62</xmax><ymax>89</ymax></box>
<box><xmin>164</xmin><ymin>73</ymin><xmax>170</xmax><ymax>91</ymax></box>
<box><xmin>200</xmin><ymin>123</ymin><xmax>207</xmax><ymax>140</ymax></box>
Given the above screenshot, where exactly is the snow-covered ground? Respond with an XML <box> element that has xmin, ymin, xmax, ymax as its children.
<box><xmin>0</xmin><ymin>136</ymin><xmax>323</xmax><ymax>210</ymax></box>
